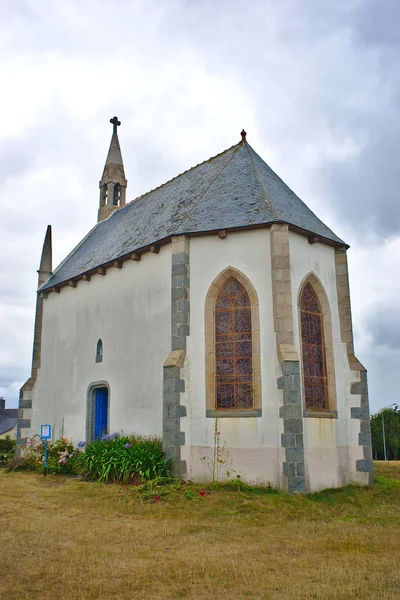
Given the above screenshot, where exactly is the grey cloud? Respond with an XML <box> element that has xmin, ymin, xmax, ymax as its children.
<box><xmin>352</xmin><ymin>0</ymin><xmax>400</xmax><ymax>46</ymax></box>
<box><xmin>365</xmin><ymin>306</ymin><xmax>400</xmax><ymax>350</ymax></box>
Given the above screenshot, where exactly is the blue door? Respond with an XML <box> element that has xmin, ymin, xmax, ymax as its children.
<box><xmin>94</xmin><ymin>387</ymin><xmax>108</xmax><ymax>440</ymax></box>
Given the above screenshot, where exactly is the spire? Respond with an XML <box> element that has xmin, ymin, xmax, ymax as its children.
<box><xmin>38</xmin><ymin>225</ymin><xmax>52</xmax><ymax>287</ymax></box>
<box><xmin>98</xmin><ymin>117</ymin><xmax>128</xmax><ymax>223</ymax></box>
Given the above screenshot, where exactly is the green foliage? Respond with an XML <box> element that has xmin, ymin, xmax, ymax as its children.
<box><xmin>371</xmin><ymin>408</ymin><xmax>400</xmax><ymax>460</ymax></box>
<box><xmin>0</xmin><ymin>436</ymin><xmax>16</xmax><ymax>466</ymax></box>
<box><xmin>78</xmin><ymin>433</ymin><xmax>172</xmax><ymax>483</ymax></box>
<box><xmin>11</xmin><ymin>436</ymin><xmax>79</xmax><ymax>474</ymax></box>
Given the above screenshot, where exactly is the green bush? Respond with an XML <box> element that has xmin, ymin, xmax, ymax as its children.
<box><xmin>12</xmin><ymin>436</ymin><xmax>80</xmax><ymax>474</ymax></box>
<box><xmin>0</xmin><ymin>436</ymin><xmax>16</xmax><ymax>466</ymax></box>
<box><xmin>78</xmin><ymin>433</ymin><xmax>172</xmax><ymax>483</ymax></box>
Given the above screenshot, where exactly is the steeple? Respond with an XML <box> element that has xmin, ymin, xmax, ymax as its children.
<box><xmin>98</xmin><ymin>116</ymin><xmax>128</xmax><ymax>222</ymax></box>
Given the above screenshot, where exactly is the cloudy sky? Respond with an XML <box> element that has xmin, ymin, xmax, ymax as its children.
<box><xmin>1</xmin><ymin>0</ymin><xmax>398</xmax><ymax>413</ymax></box>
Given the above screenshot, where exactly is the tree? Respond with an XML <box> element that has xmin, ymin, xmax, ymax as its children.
<box><xmin>371</xmin><ymin>408</ymin><xmax>400</xmax><ymax>460</ymax></box>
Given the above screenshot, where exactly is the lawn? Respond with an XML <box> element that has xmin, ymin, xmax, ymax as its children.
<box><xmin>1</xmin><ymin>462</ymin><xmax>399</xmax><ymax>600</ymax></box>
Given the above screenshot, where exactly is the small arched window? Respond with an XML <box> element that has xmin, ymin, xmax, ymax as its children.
<box><xmin>300</xmin><ymin>282</ymin><xmax>328</xmax><ymax>410</ymax></box>
<box><xmin>96</xmin><ymin>339</ymin><xmax>103</xmax><ymax>363</ymax></box>
<box><xmin>215</xmin><ymin>277</ymin><xmax>253</xmax><ymax>410</ymax></box>
<box><xmin>113</xmin><ymin>183</ymin><xmax>120</xmax><ymax>206</ymax></box>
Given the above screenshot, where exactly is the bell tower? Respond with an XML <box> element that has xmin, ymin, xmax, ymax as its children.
<box><xmin>98</xmin><ymin>116</ymin><xmax>127</xmax><ymax>222</ymax></box>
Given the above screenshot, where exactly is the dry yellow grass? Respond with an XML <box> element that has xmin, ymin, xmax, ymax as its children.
<box><xmin>1</xmin><ymin>462</ymin><xmax>399</xmax><ymax>600</ymax></box>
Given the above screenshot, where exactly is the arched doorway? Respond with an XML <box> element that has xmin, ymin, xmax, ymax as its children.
<box><xmin>86</xmin><ymin>383</ymin><xmax>110</xmax><ymax>442</ymax></box>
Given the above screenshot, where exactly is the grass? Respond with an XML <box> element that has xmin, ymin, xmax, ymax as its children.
<box><xmin>1</xmin><ymin>462</ymin><xmax>399</xmax><ymax>600</ymax></box>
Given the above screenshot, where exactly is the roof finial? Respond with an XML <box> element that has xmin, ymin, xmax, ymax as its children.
<box><xmin>241</xmin><ymin>129</ymin><xmax>247</xmax><ymax>142</ymax></box>
<box><xmin>110</xmin><ymin>116</ymin><xmax>121</xmax><ymax>134</ymax></box>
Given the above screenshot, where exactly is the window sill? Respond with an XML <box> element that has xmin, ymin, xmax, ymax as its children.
<box><xmin>206</xmin><ymin>409</ymin><xmax>262</xmax><ymax>418</ymax></box>
<box><xmin>303</xmin><ymin>410</ymin><xmax>338</xmax><ymax>419</ymax></box>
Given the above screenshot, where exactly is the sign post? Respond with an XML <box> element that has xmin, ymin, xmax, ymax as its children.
<box><xmin>40</xmin><ymin>425</ymin><xmax>51</xmax><ymax>477</ymax></box>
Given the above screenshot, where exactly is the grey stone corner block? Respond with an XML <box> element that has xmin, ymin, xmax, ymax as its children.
<box><xmin>172</xmin><ymin>336</ymin><xmax>187</xmax><ymax>351</ymax></box>
<box><xmin>283</xmin><ymin>419</ymin><xmax>303</xmax><ymax>434</ymax></box>
<box><xmin>16</xmin><ymin>437</ymin><xmax>28</xmax><ymax>446</ymax></box>
<box><xmin>356</xmin><ymin>459</ymin><xmax>373</xmax><ymax>473</ymax></box>
<box><xmin>358</xmin><ymin>433</ymin><xmax>371</xmax><ymax>446</ymax></box>
<box><xmin>281</xmin><ymin>433</ymin><xmax>297</xmax><ymax>447</ymax></box>
<box><xmin>285</xmin><ymin>447</ymin><xmax>305</xmax><ymax>462</ymax></box>
<box><xmin>281</xmin><ymin>361</ymin><xmax>300</xmax><ymax>376</ymax></box>
<box><xmin>19</xmin><ymin>399</ymin><xmax>32</xmax><ymax>409</ymax></box>
<box><xmin>350</xmin><ymin>381</ymin><xmax>368</xmax><ymax>395</ymax></box>
<box><xmin>279</xmin><ymin>404</ymin><xmax>303</xmax><ymax>419</ymax></box>
<box><xmin>172</xmin><ymin>459</ymin><xmax>187</xmax><ymax>476</ymax></box>
<box><xmin>163</xmin><ymin>378</ymin><xmax>185</xmax><ymax>393</ymax></box>
<box><xmin>287</xmin><ymin>476</ymin><xmax>306</xmax><ymax>494</ymax></box>
<box><xmin>172</xmin><ymin>252</ymin><xmax>190</xmax><ymax>266</ymax></box>
<box><xmin>163</xmin><ymin>365</ymin><xmax>181</xmax><ymax>378</ymax></box>
<box><xmin>351</xmin><ymin>407</ymin><xmax>370</xmax><ymax>420</ymax></box>
<box><xmin>172</xmin><ymin>263</ymin><xmax>189</xmax><ymax>277</ymax></box>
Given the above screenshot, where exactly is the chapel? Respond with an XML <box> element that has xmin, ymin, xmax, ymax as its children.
<box><xmin>18</xmin><ymin>118</ymin><xmax>373</xmax><ymax>492</ymax></box>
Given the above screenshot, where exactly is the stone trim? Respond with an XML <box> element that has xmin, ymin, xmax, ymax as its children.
<box><xmin>335</xmin><ymin>248</ymin><xmax>373</xmax><ymax>484</ymax></box>
<box><xmin>270</xmin><ymin>225</ymin><xmax>305</xmax><ymax>493</ymax></box>
<box><xmin>304</xmin><ymin>410</ymin><xmax>338</xmax><ymax>419</ymax></box>
<box><xmin>204</xmin><ymin>267</ymin><xmax>262</xmax><ymax>415</ymax></box>
<box><xmin>297</xmin><ymin>273</ymin><xmax>337</xmax><ymax>414</ymax></box>
<box><xmin>162</xmin><ymin>236</ymin><xmax>189</xmax><ymax>476</ymax></box>
<box><xmin>206</xmin><ymin>409</ymin><xmax>262</xmax><ymax>418</ymax></box>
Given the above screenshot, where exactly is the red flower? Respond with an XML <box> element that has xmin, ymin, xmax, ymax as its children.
<box><xmin>199</xmin><ymin>491</ymin><xmax>206</xmax><ymax>497</ymax></box>
<box><xmin>125</xmin><ymin>487</ymin><xmax>129</xmax><ymax>491</ymax></box>
<box><xmin>217</xmin><ymin>432</ymin><xmax>220</xmax><ymax>436</ymax></box>
<box><xmin>134</xmin><ymin>482</ymin><xmax>139</xmax><ymax>487</ymax></box>
<box><xmin>153</xmin><ymin>495</ymin><xmax>159</xmax><ymax>502</ymax></box>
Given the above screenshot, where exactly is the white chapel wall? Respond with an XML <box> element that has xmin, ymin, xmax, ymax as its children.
<box><xmin>31</xmin><ymin>246</ymin><xmax>171</xmax><ymax>443</ymax></box>
<box><xmin>289</xmin><ymin>232</ymin><xmax>364</xmax><ymax>490</ymax></box>
<box><xmin>182</xmin><ymin>229</ymin><xmax>285</xmax><ymax>485</ymax></box>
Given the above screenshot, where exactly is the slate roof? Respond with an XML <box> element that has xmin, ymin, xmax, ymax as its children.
<box><xmin>41</xmin><ymin>140</ymin><xmax>345</xmax><ymax>291</ymax></box>
<box><xmin>0</xmin><ymin>408</ymin><xmax>18</xmax><ymax>436</ymax></box>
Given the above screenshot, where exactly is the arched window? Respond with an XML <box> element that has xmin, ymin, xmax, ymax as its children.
<box><xmin>300</xmin><ymin>282</ymin><xmax>328</xmax><ymax>410</ymax></box>
<box><xmin>96</xmin><ymin>339</ymin><xmax>103</xmax><ymax>363</ymax></box>
<box><xmin>215</xmin><ymin>278</ymin><xmax>253</xmax><ymax>410</ymax></box>
<box><xmin>113</xmin><ymin>183</ymin><xmax>120</xmax><ymax>206</ymax></box>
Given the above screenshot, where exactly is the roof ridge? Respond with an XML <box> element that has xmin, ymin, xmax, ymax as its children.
<box><xmin>125</xmin><ymin>141</ymin><xmax>241</xmax><ymax>207</ymax></box>
<box><xmin>244</xmin><ymin>142</ymin><xmax>280</xmax><ymax>221</ymax></box>
<box><xmin>175</xmin><ymin>141</ymin><xmax>244</xmax><ymax>232</ymax></box>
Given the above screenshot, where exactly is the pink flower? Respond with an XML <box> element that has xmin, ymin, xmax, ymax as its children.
<box><xmin>199</xmin><ymin>491</ymin><xmax>206</xmax><ymax>497</ymax></box>
<box><xmin>125</xmin><ymin>487</ymin><xmax>129</xmax><ymax>491</ymax></box>
<box><xmin>153</xmin><ymin>495</ymin><xmax>159</xmax><ymax>502</ymax></box>
<box><xmin>217</xmin><ymin>432</ymin><xmax>220</xmax><ymax>436</ymax></box>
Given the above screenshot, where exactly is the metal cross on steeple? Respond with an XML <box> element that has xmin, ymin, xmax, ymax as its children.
<box><xmin>110</xmin><ymin>116</ymin><xmax>121</xmax><ymax>134</ymax></box>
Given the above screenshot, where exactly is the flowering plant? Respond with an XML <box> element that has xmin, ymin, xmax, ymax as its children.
<box><xmin>78</xmin><ymin>433</ymin><xmax>172</xmax><ymax>483</ymax></box>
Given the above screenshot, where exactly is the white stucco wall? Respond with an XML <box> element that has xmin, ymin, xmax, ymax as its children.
<box><xmin>30</xmin><ymin>245</ymin><xmax>171</xmax><ymax>443</ymax></box>
<box><xmin>182</xmin><ymin>230</ymin><xmax>285</xmax><ymax>486</ymax></box>
<box><xmin>289</xmin><ymin>233</ymin><xmax>364</xmax><ymax>491</ymax></box>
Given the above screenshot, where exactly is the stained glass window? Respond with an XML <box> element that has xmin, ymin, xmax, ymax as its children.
<box><xmin>300</xmin><ymin>282</ymin><xmax>328</xmax><ymax>410</ymax></box>
<box><xmin>215</xmin><ymin>278</ymin><xmax>253</xmax><ymax>410</ymax></box>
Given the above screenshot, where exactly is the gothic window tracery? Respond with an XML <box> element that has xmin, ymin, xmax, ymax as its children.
<box><xmin>300</xmin><ymin>282</ymin><xmax>328</xmax><ymax>410</ymax></box>
<box><xmin>215</xmin><ymin>277</ymin><xmax>253</xmax><ymax>410</ymax></box>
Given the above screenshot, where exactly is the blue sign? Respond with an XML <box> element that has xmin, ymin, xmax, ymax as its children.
<box><xmin>40</xmin><ymin>424</ymin><xmax>51</xmax><ymax>440</ymax></box>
